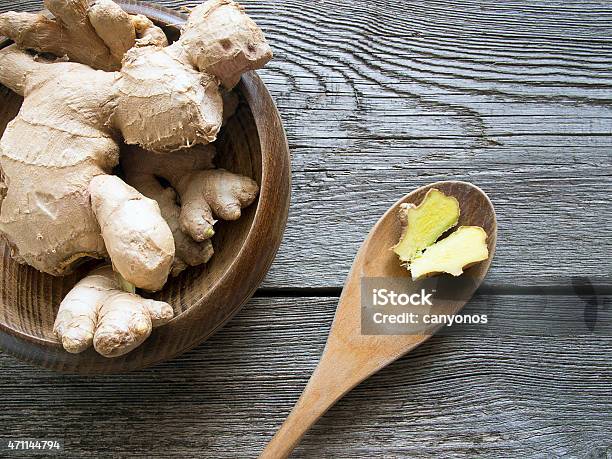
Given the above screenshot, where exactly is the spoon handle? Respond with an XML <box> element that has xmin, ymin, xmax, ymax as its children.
<box><xmin>260</xmin><ymin>356</ymin><xmax>349</xmax><ymax>458</ymax></box>
<box><xmin>260</xmin><ymin>318</ymin><xmax>395</xmax><ymax>458</ymax></box>
<box><xmin>259</xmin><ymin>388</ymin><xmax>333</xmax><ymax>458</ymax></box>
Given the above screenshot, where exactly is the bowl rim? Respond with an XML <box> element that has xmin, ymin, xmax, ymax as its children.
<box><xmin>0</xmin><ymin>1</ymin><xmax>291</xmax><ymax>374</ymax></box>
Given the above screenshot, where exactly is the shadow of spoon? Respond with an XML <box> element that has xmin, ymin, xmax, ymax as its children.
<box><xmin>261</xmin><ymin>181</ymin><xmax>497</xmax><ymax>458</ymax></box>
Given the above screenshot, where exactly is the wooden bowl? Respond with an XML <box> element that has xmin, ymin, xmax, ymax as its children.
<box><xmin>0</xmin><ymin>1</ymin><xmax>291</xmax><ymax>374</ymax></box>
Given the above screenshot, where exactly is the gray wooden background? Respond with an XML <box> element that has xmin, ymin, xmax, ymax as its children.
<box><xmin>0</xmin><ymin>0</ymin><xmax>611</xmax><ymax>457</ymax></box>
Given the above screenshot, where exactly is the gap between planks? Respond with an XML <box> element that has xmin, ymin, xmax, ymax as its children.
<box><xmin>255</xmin><ymin>283</ymin><xmax>612</xmax><ymax>298</ymax></box>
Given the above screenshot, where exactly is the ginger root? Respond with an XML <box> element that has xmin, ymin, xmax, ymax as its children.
<box><xmin>0</xmin><ymin>0</ymin><xmax>167</xmax><ymax>71</ymax></box>
<box><xmin>0</xmin><ymin>0</ymin><xmax>269</xmax><ymax>358</ymax></box>
<box><xmin>122</xmin><ymin>144</ymin><xmax>259</xmax><ymax>275</ymax></box>
<box><xmin>0</xmin><ymin>0</ymin><xmax>270</xmax><ymax>288</ymax></box>
<box><xmin>90</xmin><ymin>175</ymin><xmax>175</xmax><ymax>290</ymax></box>
<box><xmin>393</xmin><ymin>189</ymin><xmax>488</xmax><ymax>280</ymax></box>
<box><xmin>54</xmin><ymin>265</ymin><xmax>174</xmax><ymax>357</ymax></box>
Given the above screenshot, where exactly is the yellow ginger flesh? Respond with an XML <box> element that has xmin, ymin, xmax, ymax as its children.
<box><xmin>393</xmin><ymin>189</ymin><xmax>460</xmax><ymax>263</ymax></box>
<box><xmin>410</xmin><ymin>226</ymin><xmax>489</xmax><ymax>280</ymax></box>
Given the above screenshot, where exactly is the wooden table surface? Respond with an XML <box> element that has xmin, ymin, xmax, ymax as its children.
<box><xmin>1</xmin><ymin>0</ymin><xmax>611</xmax><ymax>457</ymax></box>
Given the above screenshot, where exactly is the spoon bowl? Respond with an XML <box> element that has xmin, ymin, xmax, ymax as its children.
<box><xmin>262</xmin><ymin>181</ymin><xmax>497</xmax><ymax>458</ymax></box>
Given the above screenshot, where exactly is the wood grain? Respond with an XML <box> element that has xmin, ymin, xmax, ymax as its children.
<box><xmin>0</xmin><ymin>0</ymin><xmax>610</xmax><ymax>289</ymax></box>
<box><xmin>254</xmin><ymin>0</ymin><xmax>612</xmax><ymax>289</ymax></box>
<box><xmin>250</xmin><ymin>0</ymin><xmax>612</xmax><ymax>289</ymax></box>
<box><xmin>0</xmin><ymin>295</ymin><xmax>610</xmax><ymax>458</ymax></box>
<box><xmin>267</xmin><ymin>147</ymin><xmax>612</xmax><ymax>288</ymax></box>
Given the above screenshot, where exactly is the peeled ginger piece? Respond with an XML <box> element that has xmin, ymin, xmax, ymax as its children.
<box><xmin>393</xmin><ymin>189</ymin><xmax>460</xmax><ymax>263</ymax></box>
<box><xmin>410</xmin><ymin>226</ymin><xmax>489</xmax><ymax>280</ymax></box>
<box><xmin>392</xmin><ymin>188</ymin><xmax>489</xmax><ymax>280</ymax></box>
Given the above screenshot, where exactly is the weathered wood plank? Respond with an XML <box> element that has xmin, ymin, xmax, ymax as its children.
<box><xmin>1</xmin><ymin>1</ymin><xmax>610</xmax><ymax>289</ymax></box>
<box><xmin>251</xmin><ymin>0</ymin><xmax>612</xmax><ymax>287</ymax></box>
<box><xmin>241</xmin><ymin>0</ymin><xmax>612</xmax><ymax>288</ymax></box>
<box><xmin>0</xmin><ymin>295</ymin><xmax>610</xmax><ymax>458</ymax></box>
<box><xmin>266</xmin><ymin>144</ymin><xmax>612</xmax><ymax>288</ymax></box>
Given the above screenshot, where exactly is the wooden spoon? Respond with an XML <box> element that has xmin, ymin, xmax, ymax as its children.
<box><xmin>261</xmin><ymin>181</ymin><xmax>497</xmax><ymax>458</ymax></box>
